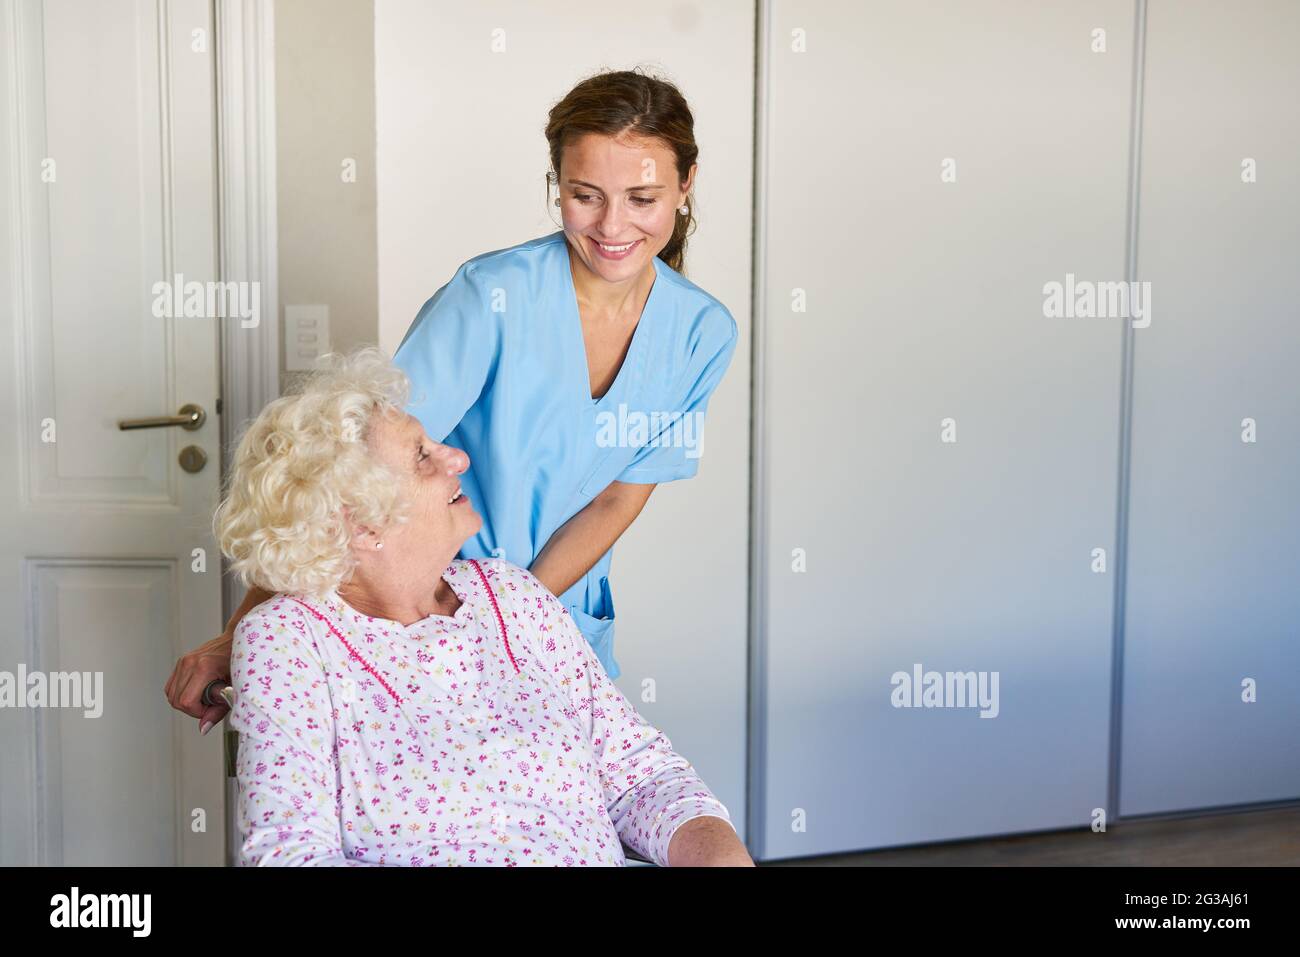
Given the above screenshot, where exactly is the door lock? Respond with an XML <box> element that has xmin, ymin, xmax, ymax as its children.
<box><xmin>179</xmin><ymin>445</ymin><xmax>208</xmax><ymax>473</ymax></box>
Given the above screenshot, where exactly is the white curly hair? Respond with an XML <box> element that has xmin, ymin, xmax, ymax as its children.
<box><xmin>214</xmin><ymin>346</ymin><xmax>414</xmax><ymax>596</ymax></box>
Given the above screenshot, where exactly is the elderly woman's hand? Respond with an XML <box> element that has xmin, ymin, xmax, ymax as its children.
<box><xmin>164</xmin><ymin>630</ymin><xmax>233</xmax><ymax>733</ymax></box>
<box><xmin>666</xmin><ymin>816</ymin><xmax>756</xmax><ymax>866</ymax></box>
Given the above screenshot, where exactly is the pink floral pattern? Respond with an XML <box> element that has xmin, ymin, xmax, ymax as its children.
<box><xmin>229</xmin><ymin>558</ymin><xmax>733</xmax><ymax>866</ymax></box>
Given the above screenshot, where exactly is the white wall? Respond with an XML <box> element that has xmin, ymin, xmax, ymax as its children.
<box><xmin>374</xmin><ymin>0</ymin><xmax>755</xmax><ymax>836</ymax></box>
<box><xmin>276</xmin><ymin>0</ymin><xmax>379</xmax><ymax>392</ymax></box>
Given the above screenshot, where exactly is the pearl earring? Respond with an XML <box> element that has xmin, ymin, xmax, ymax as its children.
<box><xmin>554</xmin><ymin>197</ymin><xmax>561</xmax><ymax>206</ymax></box>
<box><xmin>375</xmin><ymin>541</ymin><xmax>383</xmax><ymax>550</ymax></box>
<box><xmin>678</xmin><ymin>204</ymin><xmax>689</xmax><ymax>215</ymax></box>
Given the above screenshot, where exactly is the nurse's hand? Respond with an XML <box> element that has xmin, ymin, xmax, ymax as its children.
<box><xmin>164</xmin><ymin>630</ymin><xmax>233</xmax><ymax>733</ymax></box>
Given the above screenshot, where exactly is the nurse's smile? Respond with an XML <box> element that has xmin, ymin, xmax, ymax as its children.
<box><xmin>593</xmin><ymin>238</ymin><xmax>642</xmax><ymax>260</ymax></box>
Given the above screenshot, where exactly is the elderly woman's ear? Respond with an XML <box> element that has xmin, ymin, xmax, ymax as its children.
<box><xmin>356</xmin><ymin>527</ymin><xmax>384</xmax><ymax>551</ymax></box>
<box><xmin>339</xmin><ymin>506</ymin><xmax>381</xmax><ymax>553</ymax></box>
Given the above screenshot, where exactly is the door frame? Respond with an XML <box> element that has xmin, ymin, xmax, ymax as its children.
<box><xmin>214</xmin><ymin>0</ymin><xmax>279</xmax><ymax>864</ymax></box>
<box><xmin>214</xmin><ymin>0</ymin><xmax>278</xmax><ymax>631</ymax></box>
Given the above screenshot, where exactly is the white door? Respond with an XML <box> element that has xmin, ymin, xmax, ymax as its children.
<box><xmin>0</xmin><ymin>0</ymin><xmax>224</xmax><ymax>865</ymax></box>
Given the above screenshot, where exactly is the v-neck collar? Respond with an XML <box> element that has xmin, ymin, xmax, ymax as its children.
<box><xmin>558</xmin><ymin>233</ymin><xmax>660</xmax><ymax>410</ymax></box>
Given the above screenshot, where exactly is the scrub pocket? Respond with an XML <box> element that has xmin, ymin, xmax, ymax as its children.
<box><xmin>568</xmin><ymin>575</ymin><xmax>620</xmax><ymax>680</ymax></box>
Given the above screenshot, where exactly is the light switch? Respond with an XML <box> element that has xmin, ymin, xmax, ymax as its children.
<box><xmin>284</xmin><ymin>305</ymin><xmax>331</xmax><ymax>371</ymax></box>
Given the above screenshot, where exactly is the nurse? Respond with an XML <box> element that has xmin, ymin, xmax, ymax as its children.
<box><xmin>165</xmin><ymin>68</ymin><xmax>738</xmax><ymax>727</ymax></box>
<box><xmin>393</xmin><ymin>71</ymin><xmax>737</xmax><ymax>679</ymax></box>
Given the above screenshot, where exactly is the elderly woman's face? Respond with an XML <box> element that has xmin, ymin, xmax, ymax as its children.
<box><xmin>364</xmin><ymin>408</ymin><xmax>480</xmax><ymax>559</ymax></box>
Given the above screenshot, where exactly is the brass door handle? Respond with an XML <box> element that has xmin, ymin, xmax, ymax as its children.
<box><xmin>118</xmin><ymin>403</ymin><xmax>206</xmax><ymax>431</ymax></box>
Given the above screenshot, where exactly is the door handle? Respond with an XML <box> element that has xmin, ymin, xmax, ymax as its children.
<box><xmin>118</xmin><ymin>403</ymin><xmax>207</xmax><ymax>431</ymax></box>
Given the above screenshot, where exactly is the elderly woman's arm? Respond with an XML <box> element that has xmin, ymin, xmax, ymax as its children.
<box><xmin>665</xmin><ymin>815</ymin><xmax>753</xmax><ymax>866</ymax></box>
<box><xmin>516</xmin><ymin>567</ymin><xmax>753</xmax><ymax>866</ymax></box>
<box><xmin>229</xmin><ymin>601</ymin><xmax>374</xmax><ymax>867</ymax></box>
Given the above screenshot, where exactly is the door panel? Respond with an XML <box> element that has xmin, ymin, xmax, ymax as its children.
<box><xmin>756</xmin><ymin>0</ymin><xmax>1133</xmax><ymax>859</ymax></box>
<box><xmin>1119</xmin><ymin>0</ymin><xmax>1300</xmax><ymax>816</ymax></box>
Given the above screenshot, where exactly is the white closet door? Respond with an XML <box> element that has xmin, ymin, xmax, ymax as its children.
<box><xmin>1119</xmin><ymin>0</ymin><xmax>1300</xmax><ymax>815</ymax></box>
<box><xmin>755</xmin><ymin>0</ymin><xmax>1134</xmax><ymax>859</ymax></box>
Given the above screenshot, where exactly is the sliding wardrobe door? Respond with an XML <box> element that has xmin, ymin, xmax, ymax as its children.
<box><xmin>754</xmin><ymin>0</ymin><xmax>1135</xmax><ymax>859</ymax></box>
<box><xmin>1119</xmin><ymin>0</ymin><xmax>1300</xmax><ymax>815</ymax></box>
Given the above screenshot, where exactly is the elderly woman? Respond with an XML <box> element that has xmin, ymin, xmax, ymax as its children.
<box><xmin>214</xmin><ymin>347</ymin><xmax>751</xmax><ymax>867</ymax></box>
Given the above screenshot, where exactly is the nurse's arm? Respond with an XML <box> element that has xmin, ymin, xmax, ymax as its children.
<box><xmin>528</xmin><ymin>480</ymin><xmax>656</xmax><ymax>598</ymax></box>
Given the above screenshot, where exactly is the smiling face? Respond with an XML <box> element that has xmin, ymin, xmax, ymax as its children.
<box><xmin>358</xmin><ymin>408</ymin><xmax>481</xmax><ymax>564</ymax></box>
<box><xmin>557</xmin><ymin>131</ymin><xmax>696</xmax><ymax>284</ymax></box>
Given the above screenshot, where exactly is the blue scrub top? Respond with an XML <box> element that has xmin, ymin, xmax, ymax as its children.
<box><xmin>392</xmin><ymin>230</ymin><xmax>738</xmax><ymax>679</ymax></box>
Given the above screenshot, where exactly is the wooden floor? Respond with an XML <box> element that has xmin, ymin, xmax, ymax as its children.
<box><xmin>762</xmin><ymin>805</ymin><xmax>1300</xmax><ymax>866</ymax></box>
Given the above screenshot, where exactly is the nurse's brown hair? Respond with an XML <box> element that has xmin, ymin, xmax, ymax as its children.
<box><xmin>545</xmin><ymin>68</ymin><xmax>698</xmax><ymax>276</ymax></box>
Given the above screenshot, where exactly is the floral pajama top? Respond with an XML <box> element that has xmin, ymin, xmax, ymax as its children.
<box><xmin>229</xmin><ymin>557</ymin><xmax>733</xmax><ymax>866</ymax></box>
